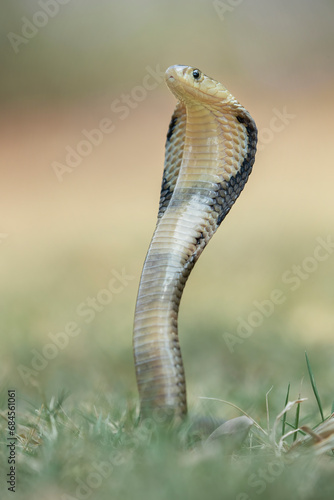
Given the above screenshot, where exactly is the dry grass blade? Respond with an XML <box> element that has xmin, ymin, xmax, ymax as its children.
<box><xmin>266</xmin><ymin>386</ymin><xmax>273</xmax><ymax>434</ymax></box>
<box><xmin>279</xmin><ymin>428</ymin><xmax>303</xmax><ymax>450</ymax></box>
<box><xmin>199</xmin><ymin>397</ymin><xmax>267</xmax><ymax>435</ymax></box>
<box><xmin>289</xmin><ymin>415</ymin><xmax>334</xmax><ymax>455</ymax></box>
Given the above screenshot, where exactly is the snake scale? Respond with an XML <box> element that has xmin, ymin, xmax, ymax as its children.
<box><xmin>133</xmin><ymin>65</ymin><xmax>257</xmax><ymax>420</ymax></box>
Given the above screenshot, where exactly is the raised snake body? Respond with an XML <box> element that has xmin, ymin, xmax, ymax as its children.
<box><xmin>133</xmin><ymin>65</ymin><xmax>257</xmax><ymax>419</ymax></box>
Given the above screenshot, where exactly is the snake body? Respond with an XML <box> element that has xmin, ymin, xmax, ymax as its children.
<box><xmin>133</xmin><ymin>65</ymin><xmax>257</xmax><ymax>419</ymax></box>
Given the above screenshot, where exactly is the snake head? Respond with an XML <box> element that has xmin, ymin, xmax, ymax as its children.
<box><xmin>165</xmin><ymin>65</ymin><xmax>241</xmax><ymax>112</ymax></box>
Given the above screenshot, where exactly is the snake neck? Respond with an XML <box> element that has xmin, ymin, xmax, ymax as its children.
<box><xmin>133</xmin><ymin>103</ymin><xmax>256</xmax><ymax>420</ymax></box>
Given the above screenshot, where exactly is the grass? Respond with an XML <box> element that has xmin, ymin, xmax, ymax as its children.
<box><xmin>1</xmin><ymin>341</ymin><xmax>333</xmax><ymax>500</ymax></box>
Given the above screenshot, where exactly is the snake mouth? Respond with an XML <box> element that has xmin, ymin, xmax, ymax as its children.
<box><xmin>165</xmin><ymin>65</ymin><xmax>187</xmax><ymax>89</ymax></box>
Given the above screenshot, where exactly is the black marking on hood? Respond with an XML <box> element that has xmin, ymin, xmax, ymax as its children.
<box><xmin>215</xmin><ymin>113</ymin><xmax>257</xmax><ymax>226</ymax></box>
<box><xmin>158</xmin><ymin>176</ymin><xmax>173</xmax><ymax>218</ymax></box>
<box><xmin>166</xmin><ymin>115</ymin><xmax>178</xmax><ymax>142</ymax></box>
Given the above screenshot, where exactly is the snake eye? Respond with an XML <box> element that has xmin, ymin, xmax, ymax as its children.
<box><xmin>192</xmin><ymin>69</ymin><xmax>201</xmax><ymax>80</ymax></box>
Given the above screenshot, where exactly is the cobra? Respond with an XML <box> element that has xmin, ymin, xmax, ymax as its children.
<box><xmin>133</xmin><ymin>65</ymin><xmax>257</xmax><ymax>420</ymax></box>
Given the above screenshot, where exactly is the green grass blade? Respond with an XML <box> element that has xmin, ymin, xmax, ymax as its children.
<box><xmin>293</xmin><ymin>398</ymin><xmax>301</xmax><ymax>442</ymax></box>
<box><xmin>282</xmin><ymin>382</ymin><xmax>290</xmax><ymax>437</ymax></box>
<box><xmin>305</xmin><ymin>351</ymin><xmax>324</xmax><ymax>422</ymax></box>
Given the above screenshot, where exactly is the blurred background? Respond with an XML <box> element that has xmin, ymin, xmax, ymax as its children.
<box><xmin>1</xmin><ymin>0</ymin><xmax>334</xmax><ymax>418</ymax></box>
